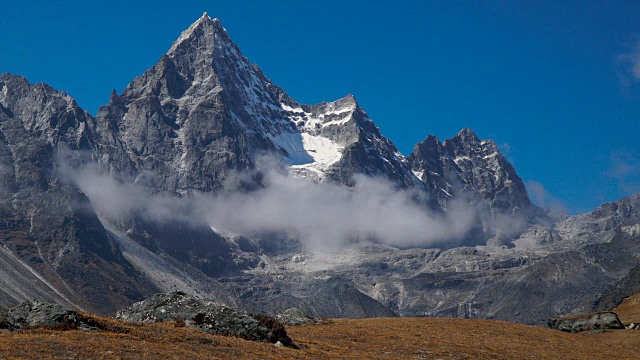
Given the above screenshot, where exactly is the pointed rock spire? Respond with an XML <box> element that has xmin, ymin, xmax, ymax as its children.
<box><xmin>109</xmin><ymin>89</ymin><xmax>119</xmax><ymax>104</ymax></box>
<box><xmin>167</xmin><ymin>13</ymin><xmax>228</xmax><ymax>54</ymax></box>
<box><xmin>455</xmin><ymin>127</ymin><xmax>480</xmax><ymax>145</ymax></box>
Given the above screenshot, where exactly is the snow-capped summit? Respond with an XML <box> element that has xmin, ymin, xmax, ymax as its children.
<box><xmin>94</xmin><ymin>15</ymin><xmax>421</xmax><ymax>193</ymax></box>
<box><xmin>94</xmin><ymin>14</ymin><xmax>534</xmax><ymax>217</ymax></box>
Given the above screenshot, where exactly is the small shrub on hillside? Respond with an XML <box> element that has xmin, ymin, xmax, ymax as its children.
<box><xmin>253</xmin><ymin>314</ymin><xmax>295</xmax><ymax>348</ymax></box>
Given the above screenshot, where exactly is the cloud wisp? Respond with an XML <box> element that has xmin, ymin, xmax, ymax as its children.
<box><xmin>67</xmin><ymin>162</ymin><xmax>478</xmax><ymax>252</ymax></box>
<box><xmin>606</xmin><ymin>152</ymin><xmax>640</xmax><ymax>194</ymax></box>
<box><xmin>526</xmin><ymin>180</ymin><xmax>567</xmax><ymax>215</ymax></box>
<box><xmin>616</xmin><ymin>37</ymin><xmax>640</xmax><ymax>92</ymax></box>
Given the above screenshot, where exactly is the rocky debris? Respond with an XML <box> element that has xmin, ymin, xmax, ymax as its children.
<box><xmin>547</xmin><ymin>312</ymin><xmax>625</xmax><ymax>333</ymax></box>
<box><xmin>115</xmin><ymin>292</ymin><xmax>293</xmax><ymax>346</ymax></box>
<box><xmin>0</xmin><ymin>300</ymin><xmax>119</xmax><ymax>332</ymax></box>
<box><xmin>236</xmin><ymin>278</ymin><xmax>399</xmax><ymax>319</ymax></box>
<box><xmin>276</xmin><ymin>308</ymin><xmax>320</xmax><ymax>326</ymax></box>
<box><xmin>626</xmin><ymin>323</ymin><xmax>639</xmax><ymax>330</ymax></box>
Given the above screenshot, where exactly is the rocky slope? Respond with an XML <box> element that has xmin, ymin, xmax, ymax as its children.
<box><xmin>0</xmin><ymin>74</ymin><xmax>158</xmax><ymax>314</ymax></box>
<box><xmin>408</xmin><ymin>128</ymin><xmax>538</xmax><ymax>245</ymax></box>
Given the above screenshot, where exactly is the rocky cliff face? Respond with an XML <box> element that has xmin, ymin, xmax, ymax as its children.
<box><xmin>93</xmin><ymin>14</ymin><xmax>420</xmax><ymax>195</ymax></box>
<box><xmin>0</xmin><ymin>74</ymin><xmax>158</xmax><ymax>314</ymax></box>
<box><xmin>233</xmin><ymin>193</ymin><xmax>640</xmax><ymax>325</ymax></box>
<box><xmin>408</xmin><ymin>129</ymin><xmax>531</xmax><ymax>214</ymax></box>
<box><xmin>86</xmin><ymin>13</ymin><xmax>435</xmax><ymax>278</ymax></box>
<box><xmin>408</xmin><ymin>128</ymin><xmax>537</xmax><ymax>244</ymax></box>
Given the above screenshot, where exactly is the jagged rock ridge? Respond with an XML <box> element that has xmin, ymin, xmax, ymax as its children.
<box><xmin>0</xmin><ymin>74</ymin><xmax>158</xmax><ymax>314</ymax></box>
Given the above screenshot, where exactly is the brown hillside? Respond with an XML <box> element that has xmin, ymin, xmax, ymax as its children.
<box><xmin>0</xmin><ymin>316</ymin><xmax>639</xmax><ymax>359</ymax></box>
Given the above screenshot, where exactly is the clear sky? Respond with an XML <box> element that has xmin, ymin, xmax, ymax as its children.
<box><xmin>1</xmin><ymin>0</ymin><xmax>639</xmax><ymax>214</ymax></box>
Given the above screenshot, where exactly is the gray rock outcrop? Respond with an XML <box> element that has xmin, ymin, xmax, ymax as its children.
<box><xmin>275</xmin><ymin>308</ymin><xmax>319</xmax><ymax>326</ymax></box>
<box><xmin>547</xmin><ymin>312</ymin><xmax>625</xmax><ymax>333</ymax></box>
<box><xmin>0</xmin><ymin>300</ymin><xmax>102</xmax><ymax>331</ymax></box>
<box><xmin>115</xmin><ymin>292</ymin><xmax>292</xmax><ymax>345</ymax></box>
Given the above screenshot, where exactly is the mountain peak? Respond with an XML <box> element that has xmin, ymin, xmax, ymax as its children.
<box><xmin>337</xmin><ymin>94</ymin><xmax>358</xmax><ymax>108</ymax></box>
<box><xmin>167</xmin><ymin>13</ymin><xmax>228</xmax><ymax>54</ymax></box>
<box><xmin>455</xmin><ymin>127</ymin><xmax>480</xmax><ymax>144</ymax></box>
<box><xmin>457</xmin><ymin>127</ymin><xmax>477</xmax><ymax>137</ymax></box>
<box><xmin>200</xmin><ymin>12</ymin><xmax>222</xmax><ymax>24</ymax></box>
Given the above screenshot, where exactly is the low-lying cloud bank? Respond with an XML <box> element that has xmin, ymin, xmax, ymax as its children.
<box><xmin>67</xmin><ymin>161</ymin><xmax>478</xmax><ymax>251</ymax></box>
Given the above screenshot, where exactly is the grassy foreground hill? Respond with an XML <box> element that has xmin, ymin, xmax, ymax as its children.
<box><xmin>0</xmin><ymin>315</ymin><xmax>639</xmax><ymax>359</ymax></box>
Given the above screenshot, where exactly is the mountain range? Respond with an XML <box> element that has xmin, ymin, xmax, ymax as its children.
<box><xmin>0</xmin><ymin>13</ymin><xmax>639</xmax><ymax>325</ymax></box>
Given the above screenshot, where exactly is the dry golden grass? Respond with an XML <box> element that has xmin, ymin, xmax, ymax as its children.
<box><xmin>0</xmin><ymin>314</ymin><xmax>639</xmax><ymax>359</ymax></box>
<box><xmin>615</xmin><ymin>292</ymin><xmax>640</xmax><ymax>324</ymax></box>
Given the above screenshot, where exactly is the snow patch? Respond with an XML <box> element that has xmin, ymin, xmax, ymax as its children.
<box><xmin>268</xmin><ymin>132</ymin><xmax>343</xmax><ymax>172</ymax></box>
<box><xmin>483</xmin><ymin>152</ymin><xmax>499</xmax><ymax>159</ymax></box>
<box><xmin>1</xmin><ymin>83</ymin><xmax>7</xmax><ymax>100</ymax></box>
<box><xmin>280</xmin><ymin>104</ymin><xmax>304</xmax><ymax>113</ymax></box>
<box><xmin>454</xmin><ymin>156</ymin><xmax>471</xmax><ymax>164</ymax></box>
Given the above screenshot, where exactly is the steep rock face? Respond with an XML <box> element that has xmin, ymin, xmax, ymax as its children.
<box><xmin>0</xmin><ymin>74</ymin><xmax>158</xmax><ymax>314</ymax></box>
<box><xmin>408</xmin><ymin>128</ymin><xmax>534</xmax><ymax>241</ymax></box>
<box><xmin>231</xmin><ymin>275</ymin><xmax>399</xmax><ymax>319</ymax></box>
<box><xmin>94</xmin><ymin>16</ymin><xmax>253</xmax><ymax>194</ymax></box>
<box><xmin>88</xmin><ymin>13</ymin><xmax>428</xmax><ymax>277</ymax></box>
<box><xmin>554</xmin><ymin>193</ymin><xmax>640</xmax><ymax>247</ymax></box>
<box><xmin>408</xmin><ymin>128</ymin><xmax>531</xmax><ymax>214</ymax></box>
<box><xmin>94</xmin><ymin>13</ymin><xmax>420</xmax><ymax>194</ymax></box>
<box><xmin>358</xmin><ymin>193</ymin><xmax>640</xmax><ymax>324</ymax></box>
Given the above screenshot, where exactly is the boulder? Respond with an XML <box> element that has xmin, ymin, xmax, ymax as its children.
<box><xmin>276</xmin><ymin>308</ymin><xmax>320</xmax><ymax>326</ymax></box>
<box><xmin>115</xmin><ymin>292</ymin><xmax>293</xmax><ymax>346</ymax></box>
<box><xmin>547</xmin><ymin>312</ymin><xmax>625</xmax><ymax>333</ymax></box>
<box><xmin>0</xmin><ymin>300</ymin><xmax>103</xmax><ymax>331</ymax></box>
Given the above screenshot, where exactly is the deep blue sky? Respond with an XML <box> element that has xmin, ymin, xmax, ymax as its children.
<box><xmin>2</xmin><ymin>1</ymin><xmax>639</xmax><ymax>214</ymax></box>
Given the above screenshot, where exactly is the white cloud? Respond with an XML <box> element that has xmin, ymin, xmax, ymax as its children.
<box><xmin>526</xmin><ymin>180</ymin><xmax>567</xmax><ymax>215</ymax></box>
<box><xmin>606</xmin><ymin>152</ymin><xmax>640</xmax><ymax>194</ymax></box>
<box><xmin>616</xmin><ymin>37</ymin><xmax>640</xmax><ymax>90</ymax></box>
<box><xmin>67</xmin><ymin>160</ymin><xmax>479</xmax><ymax>252</ymax></box>
<box><xmin>497</xmin><ymin>142</ymin><xmax>515</xmax><ymax>164</ymax></box>
<box><xmin>498</xmin><ymin>142</ymin><xmax>511</xmax><ymax>155</ymax></box>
